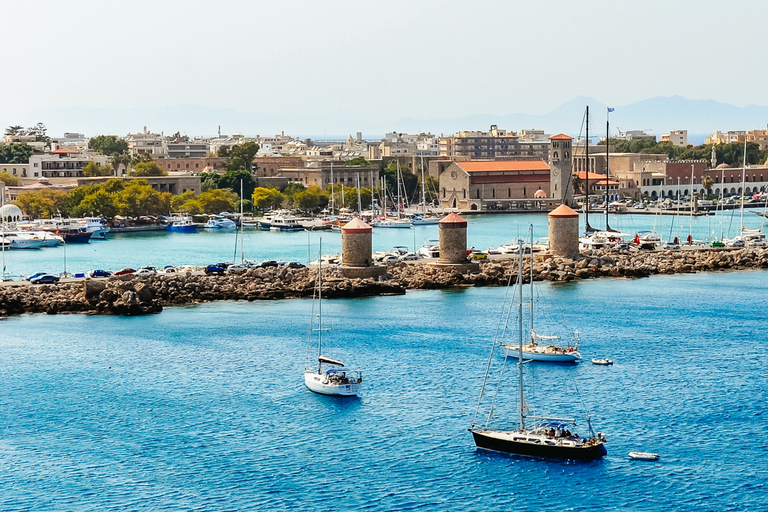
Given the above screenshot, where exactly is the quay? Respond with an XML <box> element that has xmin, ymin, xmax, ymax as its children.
<box><xmin>1</xmin><ymin>245</ymin><xmax>767</xmax><ymax>318</ymax></box>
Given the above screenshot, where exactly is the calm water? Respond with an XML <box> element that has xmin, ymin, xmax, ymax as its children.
<box><xmin>1</xmin><ymin>265</ymin><xmax>767</xmax><ymax>510</ymax></box>
<box><xmin>3</xmin><ymin>209</ymin><xmax>768</xmax><ymax>278</ymax></box>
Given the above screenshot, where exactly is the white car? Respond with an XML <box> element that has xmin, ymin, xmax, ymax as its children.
<box><xmin>398</xmin><ymin>252</ymin><xmax>419</xmax><ymax>261</ymax></box>
<box><xmin>135</xmin><ymin>266</ymin><xmax>157</xmax><ymax>275</ymax></box>
<box><xmin>381</xmin><ymin>255</ymin><xmax>399</xmax><ymax>264</ymax></box>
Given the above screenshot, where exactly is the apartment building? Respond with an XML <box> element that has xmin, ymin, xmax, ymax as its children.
<box><xmin>439</xmin><ymin>125</ymin><xmax>550</xmax><ymax>160</ymax></box>
<box><xmin>28</xmin><ymin>148</ymin><xmax>110</xmax><ymax>179</ymax></box>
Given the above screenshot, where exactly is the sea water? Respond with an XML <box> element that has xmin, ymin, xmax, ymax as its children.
<box><xmin>3</xmin><ymin>209</ymin><xmax>767</xmax><ymax>278</ymax></box>
<box><xmin>1</xmin><ymin>265</ymin><xmax>767</xmax><ymax>510</ymax></box>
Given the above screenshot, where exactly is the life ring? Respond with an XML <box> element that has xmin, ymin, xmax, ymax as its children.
<box><xmin>357</xmin><ymin>378</ymin><xmax>362</xmax><ymax>384</ymax></box>
<box><xmin>569</xmin><ymin>347</ymin><xmax>574</xmax><ymax>352</ymax></box>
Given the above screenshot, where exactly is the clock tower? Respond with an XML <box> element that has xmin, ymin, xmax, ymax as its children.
<box><xmin>549</xmin><ymin>134</ymin><xmax>573</xmax><ymax>206</ymax></box>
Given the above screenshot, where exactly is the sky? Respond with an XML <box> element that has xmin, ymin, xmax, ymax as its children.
<box><xmin>3</xmin><ymin>0</ymin><xmax>767</xmax><ymax>137</ymax></box>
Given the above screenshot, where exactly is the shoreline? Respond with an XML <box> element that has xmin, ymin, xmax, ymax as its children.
<box><xmin>1</xmin><ymin>246</ymin><xmax>767</xmax><ymax>318</ymax></box>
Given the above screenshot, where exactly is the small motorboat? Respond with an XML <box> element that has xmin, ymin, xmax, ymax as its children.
<box><xmin>592</xmin><ymin>358</ymin><xmax>614</xmax><ymax>365</ymax></box>
<box><xmin>628</xmin><ymin>451</ymin><xmax>660</xmax><ymax>461</ymax></box>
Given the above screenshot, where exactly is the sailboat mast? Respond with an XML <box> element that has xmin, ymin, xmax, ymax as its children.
<box><xmin>529</xmin><ymin>228</ymin><xmax>534</xmax><ymax>342</ymax></box>
<box><xmin>585</xmin><ymin>106</ymin><xmax>590</xmax><ymax>231</ymax></box>
<box><xmin>420</xmin><ymin>155</ymin><xmax>427</xmax><ymax>214</ymax></box>
<box><xmin>356</xmin><ymin>172</ymin><xmax>362</xmax><ymax>213</ymax></box>
<box><xmin>689</xmin><ymin>164</ymin><xmax>695</xmax><ymax>242</ymax></box>
<box><xmin>1</xmin><ymin>186</ymin><xmax>5</xmax><ymax>280</ymax></box>
<box><xmin>605</xmin><ymin>113</ymin><xmax>609</xmax><ymax>230</ymax></box>
<box><xmin>740</xmin><ymin>140</ymin><xmax>747</xmax><ymax>232</ymax></box>
<box><xmin>240</xmin><ymin>179</ymin><xmax>245</xmax><ymax>264</ymax></box>
<box><xmin>517</xmin><ymin>240</ymin><xmax>525</xmax><ymax>432</ymax></box>
<box><xmin>330</xmin><ymin>163</ymin><xmax>335</xmax><ymax>214</ymax></box>
<box><xmin>317</xmin><ymin>236</ymin><xmax>323</xmax><ymax>374</ymax></box>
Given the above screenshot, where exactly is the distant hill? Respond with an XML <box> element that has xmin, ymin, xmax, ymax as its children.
<box><xmin>23</xmin><ymin>96</ymin><xmax>768</xmax><ymax>144</ymax></box>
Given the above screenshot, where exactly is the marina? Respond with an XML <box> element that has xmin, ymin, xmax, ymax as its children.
<box><xmin>0</xmin><ymin>269</ymin><xmax>766</xmax><ymax>510</ymax></box>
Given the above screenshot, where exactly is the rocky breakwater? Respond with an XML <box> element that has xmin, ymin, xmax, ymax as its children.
<box><xmin>387</xmin><ymin>246</ymin><xmax>768</xmax><ymax>287</ymax></box>
<box><xmin>2</xmin><ymin>247</ymin><xmax>768</xmax><ymax>318</ymax></box>
<box><xmin>0</xmin><ymin>265</ymin><xmax>406</xmax><ymax>317</ymax></box>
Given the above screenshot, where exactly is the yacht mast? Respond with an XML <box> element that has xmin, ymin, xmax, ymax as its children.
<box><xmin>317</xmin><ymin>236</ymin><xmax>323</xmax><ymax>374</ymax></box>
<box><xmin>740</xmin><ymin>140</ymin><xmax>747</xmax><ymax>233</ymax></box>
<box><xmin>517</xmin><ymin>239</ymin><xmax>525</xmax><ymax>432</ymax></box>
<box><xmin>585</xmin><ymin>106</ymin><xmax>591</xmax><ymax>232</ymax></box>
<box><xmin>330</xmin><ymin>163</ymin><xmax>335</xmax><ymax>214</ymax></box>
<box><xmin>605</xmin><ymin>110</ymin><xmax>610</xmax><ymax>231</ymax></box>
<box><xmin>420</xmin><ymin>155</ymin><xmax>427</xmax><ymax>214</ymax></box>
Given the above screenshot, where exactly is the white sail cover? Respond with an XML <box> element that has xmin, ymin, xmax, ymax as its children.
<box><xmin>318</xmin><ymin>355</ymin><xmax>345</xmax><ymax>366</ymax></box>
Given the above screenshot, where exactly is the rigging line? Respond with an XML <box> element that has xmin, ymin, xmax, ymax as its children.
<box><xmin>472</xmin><ymin>255</ymin><xmax>518</xmax><ymax>427</ymax></box>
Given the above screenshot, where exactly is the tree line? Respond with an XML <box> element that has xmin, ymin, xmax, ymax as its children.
<box><xmin>606</xmin><ymin>139</ymin><xmax>768</xmax><ymax>167</ymax></box>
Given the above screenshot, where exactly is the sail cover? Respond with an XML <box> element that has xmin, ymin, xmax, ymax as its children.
<box><xmin>318</xmin><ymin>355</ymin><xmax>345</xmax><ymax>366</ymax></box>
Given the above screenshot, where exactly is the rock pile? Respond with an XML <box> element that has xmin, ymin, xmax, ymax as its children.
<box><xmin>2</xmin><ymin>247</ymin><xmax>767</xmax><ymax>318</ymax></box>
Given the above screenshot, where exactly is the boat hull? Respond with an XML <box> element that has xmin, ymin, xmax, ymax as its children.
<box><xmin>503</xmin><ymin>346</ymin><xmax>581</xmax><ymax>362</ymax></box>
<box><xmin>166</xmin><ymin>225</ymin><xmax>198</xmax><ymax>233</ymax></box>
<box><xmin>471</xmin><ymin>429</ymin><xmax>606</xmax><ymax>460</ymax></box>
<box><xmin>62</xmin><ymin>231</ymin><xmax>93</xmax><ymax>243</ymax></box>
<box><xmin>304</xmin><ymin>372</ymin><xmax>361</xmax><ymax>396</ymax></box>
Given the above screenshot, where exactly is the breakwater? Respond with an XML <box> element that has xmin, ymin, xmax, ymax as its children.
<box><xmin>2</xmin><ymin>246</ymin><xmax>768</xmax><ymax>317</ymax></box>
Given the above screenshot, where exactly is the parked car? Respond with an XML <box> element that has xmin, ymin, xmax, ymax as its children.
<box><xmin>660</xmin><ymin>242</ymin><xmax>680</xmax><ymax>250</ymax></box>
<box><xmin>398</xmin><ymin>252</ymin><xmax>419</xmax><ymax>261</ymax></box>
<box><xmin>468</xmin><ymin>251</ymin><xmax>488</xmax><ymax>260</ymax></box>
<box><xmin>87</xmin><ymin>269</ymin><xmax>112</xmax><ymax>278</ymax></box>
<box><xmin>381</xmin><ymin>255</ymin><xmax>399</xmax><ymax>264</ymax></box>
<box><xmin>178</xmin><ymin>265</ymin><xmax>197</xmax><ymax>273</ymax></box>
<box><xmin>204</xmin><ymin>264</ymin><xmax>226</xmax><ymax>275</ymax></box>
<box><xmin>726</xmin><ymin>239</ymin><xmax>746</xmax><ymax>247</ymax></box>
<box><xmin>225</xmin><ymin>264</ymin><xmax>248</xmax><ymax>275</ymax></box>
<box><xmin>710</xmin><ymin>240</ymin><xmax>725</xmax><ymax>248</ymax></box>
<box><xmin>30</xmin><ymin>274</ymin><xmax>60</xmax><ymax>284</ymax></box>
<box><xmin>632</xmin><ymin>203</ymin><xmax>648</xmax><ymax>210</ymax></box>
<box><xmin>135</xmin><ymin>266</ymin><xmax>157</xmax><ymax>275</ymax></box>
<box><xmin>25</xmin><ymin>272</ymin><xmax>48</xmax><ymax>281</ymax></box>
<box><xmin>113</xmin><ymin>268</ymin><xmax>136</xmax><ymax>275</ymax></box>
<box><xmin>258</xmin><ymin>260</ymin><xmax>279</xmax><ymax>268</ymax></box>
<box><xmin>284</xmin><ymin>261</ymin><xmax>306</xmax><ymax>269</ymax></box>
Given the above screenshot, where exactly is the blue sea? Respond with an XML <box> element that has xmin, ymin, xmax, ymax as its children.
<box><xmin>1</xmin><ymin>213</ymin><xmax>767</xmax><ymax>511</ymax></box>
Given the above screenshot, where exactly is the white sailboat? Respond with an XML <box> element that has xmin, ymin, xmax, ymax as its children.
<box><xmin>303</xmin><ymin>237</ymin><xmax>363</xmax><ymax>396</ymax></box>
<box><xmin>470</xmin><ymin>239</ymin><xmax>607</xmax><ymax>460</ymax></box>
<box><xmin>502</xmin><ymin>228</ymin><xmax>581</xmax><ymax>363</ymax></box>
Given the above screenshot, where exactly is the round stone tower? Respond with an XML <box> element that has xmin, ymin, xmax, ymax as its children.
<box><xmin>438</xmin><ymin>212</ymin><xmax>469</xmax><ymax>264</ymax></box>
<box><xmin>548</xmin><ymin>204</ymin><xmax>580</xmax><ymax>259</ymax></box>
<box><xmin>341</xmin><ymin>217</ymin><xmax>373</xmax><ymax>267</ymax></box>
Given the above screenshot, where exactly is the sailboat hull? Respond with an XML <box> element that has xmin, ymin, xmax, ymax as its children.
<box><xmin>503</xmin><ymin>346</ymin><xmax>582</xmax><ymax>363</ymax></box>
<box><xmin>304</xmin><ymin>372</ymin><xmax>361</xmax><ymax>396</ymax></box>
<box><xmin>471</xmin><ymin>429</ymin><xmax>606</xmax><ymax>460</ymax></box>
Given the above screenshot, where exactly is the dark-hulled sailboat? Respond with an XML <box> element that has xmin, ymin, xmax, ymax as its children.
<box><xmin>469</xmin><ymin>237</ymin><xmax>607</xmax><ymax>460</ymax></box>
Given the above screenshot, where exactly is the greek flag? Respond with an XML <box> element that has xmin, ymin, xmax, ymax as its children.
<box><xmin>607</xmin><ymin>107</ymin><xmax>615</xmax><ymax>112</ymax></box>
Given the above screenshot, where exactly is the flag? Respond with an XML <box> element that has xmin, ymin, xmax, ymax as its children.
<box><xmin>607</xmin><ymin>107</ymin><xmax>615</xmax><ymax>112</ymax></box>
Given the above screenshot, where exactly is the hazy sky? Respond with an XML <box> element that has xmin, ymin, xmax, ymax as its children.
<box><xmin>4</xmin><ymin>0</ymin><xmax>767</xmax><ymax>135</ymax></box>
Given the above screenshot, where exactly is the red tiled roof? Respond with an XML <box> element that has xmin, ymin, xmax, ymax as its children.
<box><xmin>575</xmin><ymin>171</ymin><xmax>609</xmax><ymax>181</ymax></box>
<box><xmin>548</xmin><ymin>204</ymin><xmax>579</xmax><ymax>218</ymax></box>
<box><xmin>439</xmin><ymin>212</ymin><xmax>467</xmax><ymax>225</ymax></box>
<box><xmin>457</xmin><ymin>160</ymin><xmax>550</xmax><ymax>173</ymax></box>
<box><xmin>341</xmin><ymin>217</ymin><xmax>372</xmax><ymax>233</ymax></box>
<box><xmin>550</xmin><ymin>134</ymin><xmax>573</xmax><ymax>140</ymax></box>
<box><xmin>51</xmin><ymin>147</ymin><xmax>78</xmax><ymax>154</ymax></box>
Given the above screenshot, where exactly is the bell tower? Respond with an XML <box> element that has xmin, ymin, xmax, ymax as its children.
<box><xmin>549</xmin><ymin>134</ymin><xmax>573</xmax><ymax>206</ymax></box>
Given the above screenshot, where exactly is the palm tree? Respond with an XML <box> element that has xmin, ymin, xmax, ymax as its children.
<box><xmin>701</xmin><ymin>175</ymin><xmax>714</xmax><ymax>198</ymax></box>
<box><xmin>110</xmin><ymin>152</ymin><xmax>132</xmax><ymax>176</ymax></box>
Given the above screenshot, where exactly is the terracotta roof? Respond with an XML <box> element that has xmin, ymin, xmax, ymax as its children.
<box><xmin>439</xmin><ymin>212</ymin><xmax>467</xmax><ymax>225</ymax></box>
<box><xmin>548</xmin><ymin>204</ymin><xmax>579</xmax><ymax>218</ymax></box>
<box><xmin>341</xmin><ymin>217</ymin><xmax>372</xmax><ymax>233</ymax></box>
<box><xmin>456</xmin><ymin>160</ymin><xmax>550</xmax><ymax>173</ymax></box>
<box><xmin>51</xmin><ymin>147</ymin><xmax>78</xmax><ymax>154</ymax></box>
<box><xmin>533</xmin><ymin>189</ymin><xmax>548</xmax><ymax>198</ymax></box>
<box><xmin>550</xmin><ymin>134</ymin><xmax>573</xmax><ymax>140</ymax></box>
<box><xmin>592</xmin><ymin>179</ymin><xmax>620</xmax><ymax>186</ymax></box>
<box><xmin>575</xmin><ymin>171</ymin><xmax>610</xmax><ymax>181</ymax></box>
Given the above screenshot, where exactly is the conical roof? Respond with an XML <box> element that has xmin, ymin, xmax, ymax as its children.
<box><xmin>439</xmin><ymin>212</ymin><xmax>467</xmax><ymax>226</ymax></box>
<box><xmin>341</xmin><ymin>217</ymin><xmax>372</xmax><ymax>233</ymax></box>
<box><xmin>548</xmin><ymin>204</ymin><xmax>579</xmax><ymax>218</ymax></box>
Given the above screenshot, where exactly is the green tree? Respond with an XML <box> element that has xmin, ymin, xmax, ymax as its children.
<box><xmin>28</xmin><ymin>122</ymin><xmax>51</xmax><ymax>147</ymax></box>
<box><xmin>381</xmin><ymin>160</ymin><xmax>417</xmax><ymax>206</ymax></box>
<box><xmin>0</xmin><ymin>143</ymin><xmax>35</xmax><ymax>164</ymax></box>
<box><xmin>234</xmin><ymin>199</ymin><xmax>253</xmax><ymax>214</ymax></box>
<box><xmin>701</xmin><ymin>175</ymin><xmax>714</xmax><ymax>197</ymax></box>
<box><xmin>218</xmin><ymin>169</ymin><xmax>255</xmax><ymax>199</ymax></box>
<box><xmin>89</xmin><ymin>135</ymin><xmax>129</xmax><ymax>155</ymax></box>
<box><xmin>216</xmin><ymin>145</ymin><xmax>230</xmax><ymax>158</ymax></box>
<box><xmin>72</xmin><ymin>189</ymin><xmax>119</xmax><ymax>218</ymax></box>
<box><xmin>14</xmin><ymin>188</ymin><xmax>69</xmax><ymax>219</ymax></box>
<box><xmin>110</xmin><ymin>152</ymin><xmax>132</xmax><ymax>176</ymax></box>
<box><xmin>225</xmin><ymin>141</ymin><xmax>259</xmax><ymax>173</ymax></box>
<box><xmin>197</xmin><ymin>188</ymin><xmax>238</xmax><ymax>214</ymax></box>
<box><xmin>171</xmin><ymin>190</ymin><xmax>197</xmax><ymax>212</ymax></box>
<box><xmin>0</xmin><ymin>171</ymin><xmax>22</xmax><ymax>186</ymax></box>
<box><xmin>344</xmin><ymin>157</ymin><xmax>371</xmax><ymax>166</ymax></box>
<box><xmin>293</xmin><ymin>186</ymin><xmax>328</xmax><ymax>211</ymax></box>
<box><xmin>82</xmin><ymin>161</ymin><xmax>114</xmax><ymax>177</ymax></box>
<box><xmin>252</xmin><ymin>187</ymin><xmax>285</xmax><ymax>210</ymax></box>
<box><xmin>5</xmin><ymin>125</ymin><xmax>24</xmax><ymax>136</ymax></box>
<box><xmin>131</xmin><ymin>161</ymin><xmax>168</xmax><ymax>176</ymax></box>
<box><xmin>115</xmin><ymin>180</ymin><xmax>170</xmax><ymax>217</ymax></box>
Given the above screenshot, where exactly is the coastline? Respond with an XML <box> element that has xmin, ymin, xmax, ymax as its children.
<box><xmin>1</xmin><ymin>245</ymin><xmax>766</xmax><ymax>318</ymax></box>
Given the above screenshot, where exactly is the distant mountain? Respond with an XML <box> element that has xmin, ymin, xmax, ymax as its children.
<box><xmin>23</xmin><ymin>96</ymin><xmax>768</xmax><ymax>144</ymax></box>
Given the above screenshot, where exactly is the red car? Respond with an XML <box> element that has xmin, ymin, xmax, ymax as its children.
<box><xmin>113</xmin><ymin>268</ymin><xmax>136</xmax><ymax>275</ymax></box>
